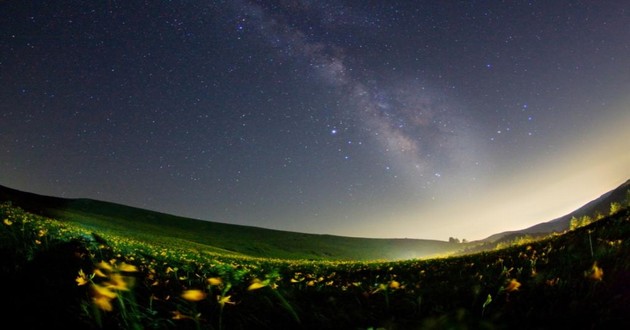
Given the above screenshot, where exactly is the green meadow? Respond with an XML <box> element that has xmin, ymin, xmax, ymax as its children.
<box><xmin>1</xmin><ymin>190</ymin><xmax>629</xmax><ymax>329</ymax></box>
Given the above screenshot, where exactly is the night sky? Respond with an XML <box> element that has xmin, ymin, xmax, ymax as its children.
<box><xmin>2</xmin><ymin>1</ymin><xmax>629</xmax><ymax>241</ymax></box>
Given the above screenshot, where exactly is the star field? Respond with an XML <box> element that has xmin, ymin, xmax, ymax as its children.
<box><xmin>1</xmin><ymin>1</ymin><xmax>629</xmax><ymax>240</ymax></box>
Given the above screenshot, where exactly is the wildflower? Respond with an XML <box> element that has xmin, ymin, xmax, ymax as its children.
<box><xmin>372</xmin><ymin>283</ymin><xmax>388</xmax><ymax>294</ymax></box>
<box><xmin>389</xmin><ymin>280</ymin><xmax>400</xmax><ymax>289</ymax></box>
<box><xmin>93</xmin><ymin>296</ymin><xmax>114</xmax><ymax>312</ymax></box>
<box><xmin>35</xmin><ymin>239</ymin><xmax>41</xmax><ymax>245</ymax></box>
<box><xmin>91</xmin><ymin>284</ymin><xmax>117</xmax><ymax>312</ymax></box>
<box><xmin>587</xmin><ymin>262</ymin><xmax>604</xmax><ymax>281</ymax></box>
<box><xmin>181</xmin><ymin>289</ymin><xmax>207</xmax><ymax>302</ymax></box>
<box><xmin>107</xmin><ymin>273</ymin><xmax>131</xmax><ymax>291</ymax></box>
<box><xmin>96</xmin><ymin>261</ymin><xmax>113</xmax><ymax>272</ymax></box>
<box><xmin>248</xmin><ymin>279</ymin><xmax>267</xmax><ymax>291</ymax></box>
<box><xmin>207</xmin><ymin>277</ymin><xmax>222</xmax><ymax>286</ymax></box>
<box><xmin>94</xmin><ymin>268</ymin><xmax>108</xmax><ymax>278</ymax></box>
<box><xmin>3</xmin><ymin>219</ymin><xmax>12</xmax><ymax>226</ymax></box>
<box><xmin>171</xmin><ymin>310</ymin><xmax>192</xmax><ymax>320</ymax></box>
<box><xmin>217</xmin><ymin>295</ymin><xmax>235</xmax><ymax>307</ymax></box>
<box><xmin>118</xmin><ymin>262</ymin><xmax>138</xmax><ymax>273</ymax></box>
<box><xmin>76</xmin><ymin>269</ymin><xmax>89</xmax><ymax>286</ymax></box>
<box><xmin>505</xmin><ymin>279</ymin><xmax>521</xmax><ymax>292</ymax></box>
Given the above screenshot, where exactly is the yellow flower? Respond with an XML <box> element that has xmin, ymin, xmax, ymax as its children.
<box><xmin>91</xmin><ymin>284</ymin><xmax>117</xmax><ymax>312</ymax></box>
<box><xmin>247</xmin><ymin>279</ymin><xmax>267</xmax><ymax>291</ymax></box>
<box><xmin>588</xmin><ymin>262</ymin><xmax>604</xmax><ymax>281</ymax></box>
<box><xmin>96</xmin><ymin>261</ymin><xmax>113</xmax><ymax>272</ymax></box>
<box><xmin>93</xmin><ymin>295</ymin><xmax>114</xmax><ymax>312</ymax></box>
<box><xmin>118</xmin><ymin>262</ymin><xmax>138</xmax><ymax>272</ymax></box>
<box><xmin>181</xmin><ymin>289</ymin><xmax>207</xmax><ymax>302</ymax></box>
<box><xmin>106</xmin><ymin>273</ymin><xmax>130</xmax><ymax>291</ymax></box>
<box><xmin>3</xmin><ymin>219</ymin><xmax>12</xmax><ymax>226</ymax></box>
<box><xmin>217</xmin><ymin>295</ymin><xmax>235</xmax><ymax>307</ymax></box>
<box><xmin>76</xmin><ymin>269</ymin><xmax>89</xmax><ymax>286</ymax></box>
<box><xmin>389</xmin><ymin>280</ymin><xmax>400</xmax><ymax>289</ymax></box>
<box><xmin>35</xmin><ymin>239</ymin><xmax>41</xmax><ymax>245</ymax></box>
<box><xmin>207</xmin><ymin>277</ymin><xmax>222</xmax><ymax>286</ymax></box>
<box><xmin>92</xmin><ymin>284</ymin><xmax>117</xmax><ymax>299</ymax></box>
<box><xmin>505</xmin><ymin>279</ymin><xmax>521</xmax><ymax>292</ymax></box>
<box><xmin>373</xmin><ymin>283</ymin><xmax>388</xmax><ymax>294</ymax></box>
<box><xmin>94</xmin><ymin>268</ymin><xmax>108</xmax><ymax>278</ymax></box>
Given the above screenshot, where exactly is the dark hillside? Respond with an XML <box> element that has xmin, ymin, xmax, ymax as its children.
<box><xmin>483</xmin><ymin>179</ymin><xmax>630</xmax><ymax>243</ymax></box>
<box><xmin>0</xmin><ymin>184</ymin><xmax>460</xmax><ymax>260</ymax></box>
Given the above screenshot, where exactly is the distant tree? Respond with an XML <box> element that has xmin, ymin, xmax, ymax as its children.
<box><xmin>449</xmin><ymin>237</ymin><xmax>460</xmax><ymax>244</ymax></box>
<box><xmin>610</xmin><ymin>202</ymin><xmax>622</xmax><ymax>215</ymax></box>
<box><xmin>461</xmin><ymin>238</ymin><xmax>468</xmax><ymax>243</ymax></box>
<box><xmin>570</xmin><ymin>215</ymin><xmax>593</xmax><ymax>231</ymax></box>
<box><xmin>594</xmin><ymin>211</ymin><xmax>605</xmax><ymax>221</ymax></box>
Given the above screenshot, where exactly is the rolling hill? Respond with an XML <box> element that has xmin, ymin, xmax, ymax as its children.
<box><xmin>0</xmin><ymin>184</ymin><xmax>460</xmax><ymax>260</ymax></box>
<box><xmin>1</xmin><ymin>179</ymin><xmax>628</xmax><ymax>260</ymax></box>
<box><xmin>482</xmin><ymin>179</ymin><xmax>630</xmax><ymax>243</ymax></box>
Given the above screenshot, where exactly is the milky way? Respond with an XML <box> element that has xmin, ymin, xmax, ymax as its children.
<box><xmin>232</xmin><ymin>1</ymin><xmax>486</xmax><ymax>192</ymax></box>
<box><xmin>1</xmin><ymin>1</ymin><xmax>629</xmax><ymax>240</ymax></box>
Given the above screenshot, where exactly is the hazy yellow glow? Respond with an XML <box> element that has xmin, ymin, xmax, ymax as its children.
<box><xmin>335</xmin><ymin>97</ymin><xmax>630</xmax><ymax>241</ymax></box>
<box><xmin>435</xmin><ymin>97</ymin><xmax>630</xmax><ymax>241</ymax></box>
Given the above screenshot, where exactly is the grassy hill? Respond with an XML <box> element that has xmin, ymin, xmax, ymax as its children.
<box><xmin>482</xmin><ymin>179</ymin><xmax>630</xmax><ymax>244</ymax></box>
<box><xmin>0</xmin><ymin>184</ymin><xmax>461</xmax><ymax>261</ymax></box>
<box><xmin>1</xmin><ymin>197</ymin><xmax>629</xmax><ymax>329</ymax></box>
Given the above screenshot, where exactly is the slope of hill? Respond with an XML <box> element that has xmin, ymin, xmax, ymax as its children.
<box><xmin>2</xmin><ymin>196</ymin><xmax>629</xmax><ymax>329</ymax></box>
<box><xmin>3</xmin><ymin>179</ymin><xmax>628</xmax><ymax>261</ymax></box>
<box><xmin>481</xmin><ymin>179</ymin><xmax>630</xmax><ymax>244</ymax></box>
<box><xmin>0</xmin><ymin>184</ymin><xmax>460</xmax><ymax>261</ymax></box>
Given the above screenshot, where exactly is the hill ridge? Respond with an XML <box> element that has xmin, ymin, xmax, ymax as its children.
<box><xmin>481</xmin><ymin>178</ymin><xmax>630</xmax><ymax>243</ymax></box>
<box><xmin>0</xmin><ymin>183</ymin><xmax>458</xmax><ymax>260</ymax></box>
<box><xmin>2</xmin><ymin>179</ymin><xmax>628</xmax><ymax>260</ymax></box>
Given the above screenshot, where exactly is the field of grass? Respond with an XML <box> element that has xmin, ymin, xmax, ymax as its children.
<box><xmin>0</xmin><ymin>185</ymin><xmax>464</xmax><ymax>261</ymax></box>
<box><xmin>2</xmin><ymin>199</ymin><xmax>629</xmax><ymax>329</ymax></box>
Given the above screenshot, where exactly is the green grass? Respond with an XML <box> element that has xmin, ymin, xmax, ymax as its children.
<box><xmin>0</xmin><ymin>185</ymin><xmax>463</xmax><ymax>260</ymax></box>
<box><xmin>48</xmin><ymin>203</ymin><xmax>459</xmax><ymax>261</ymax></box>
<box><xmin>2</xmin><ymin>200</ymin><xmax>629</xmax><ymax>329</ymax></box>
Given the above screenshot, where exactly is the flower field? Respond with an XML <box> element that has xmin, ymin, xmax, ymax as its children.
<box><xmin>1</xmin><ymin>201</ymin><xmax>629</xmax><ymax>329</ymax></box>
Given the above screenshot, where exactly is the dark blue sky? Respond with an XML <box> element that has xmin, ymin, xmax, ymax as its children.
<box><xmin>2</xmin><ymin>1</ymin><xmax>629</xmax><ymax>240</ymax></box>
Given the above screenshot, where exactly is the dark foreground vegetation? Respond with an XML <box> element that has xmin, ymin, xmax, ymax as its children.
<box><xmin>1</xmin><ymin>201</ymin><xmax>629</xmax><ymax>329</ymax></box>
